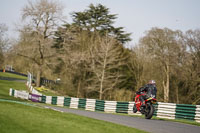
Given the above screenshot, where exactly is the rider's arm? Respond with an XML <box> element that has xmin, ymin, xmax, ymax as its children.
<box><xmin>139</xmin><ymin>87</ymin><xmax>146</xmax><ymax>92</ymax></box>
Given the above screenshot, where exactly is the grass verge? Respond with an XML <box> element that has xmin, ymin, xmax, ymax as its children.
<box><xmin>0</xmin><ymin>74</ymin><xmax>199</xmax><ymax>127</ymax></box>
<box><xmin>151</xmin><ymin>116</ymin><xmax>200</xmax><ymax>126</ymax></box>
<box><xmin>0</xmin><ymin>76</ymin><xmax>59</xmax><ymax>97</ymax></box>
<box><xmin>0</xmin><ymin>80</ymin><xmax>27</xmax><ymax>100</ymax></box>
<box><xmin>0</xmin><ymin>101</ymin><xmax>147</xmax><ymax>133</ymax></box>
<box><xmin>0</xmin><ymin>72</ymin><xmax>27</xmax><ymax>80</ymax></box>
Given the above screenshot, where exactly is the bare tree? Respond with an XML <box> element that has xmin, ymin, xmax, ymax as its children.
<box><xmin>140</xmin><ymin>28</ymin><xmax>182</xmax><ymax>102</ymax></box>
<box><xmin>0</xmin><ymin>23</ymin><xmax>8</xmax><ymax>67</ymax></box>
<box><xmin>185</xmin><ymin>29</ymin><xmax>200</xmax><ymax>104</ymax></box>
<box><xmin>18</xmin><ymin>0</ymin><xmax>65</xmax><ymax>86</ymax></box>
<box><xmin>88</xmin><ymin>36</ymin><xmax>127</xmax><ymax>100</ymax></box>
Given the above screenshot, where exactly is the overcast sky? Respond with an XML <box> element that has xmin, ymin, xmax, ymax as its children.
<box><xmin>1</xmin><ymin>0</ymin><xmax>200</xmax><ymax>46</ymax></box>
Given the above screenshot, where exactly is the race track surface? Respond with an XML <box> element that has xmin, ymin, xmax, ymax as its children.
<box><xmin>44</xmin><ymin>105</ymin><xmax>200</xmax><ymax>133</ymax></box>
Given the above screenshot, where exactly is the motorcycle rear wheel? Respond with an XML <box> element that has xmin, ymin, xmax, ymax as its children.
<box><xmin>145</xmin><ymin>104</ymin><xmax>154</xmax><ymax>119</ymax></box>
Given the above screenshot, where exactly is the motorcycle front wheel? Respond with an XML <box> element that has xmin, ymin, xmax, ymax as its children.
<box><xmin>145</xmin><ymin>104</ymin><xmax>154</xmax><ymax>119</ymax></box>
<box><xmin>133</xmin><ymin>104</ymin><xmax>137</xmax><ymax>113</ymax></box>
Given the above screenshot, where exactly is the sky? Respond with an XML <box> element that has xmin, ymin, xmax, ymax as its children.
<box><xmin>0</xmin><ymin>0</ymin><xmax>200</xmax><ymax>46</ymax></box>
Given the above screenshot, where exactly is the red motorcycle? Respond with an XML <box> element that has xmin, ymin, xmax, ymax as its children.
<box><xmin>133</xmin><ymin>92</ymin><xmax>157</xmax><ymax>119</ymax></box>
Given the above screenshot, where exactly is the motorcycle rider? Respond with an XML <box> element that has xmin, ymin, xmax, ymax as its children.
<box><xmin>137</xmin><ymin>80</ymin><xmax>157</xmax><ymax>111</ymax></box>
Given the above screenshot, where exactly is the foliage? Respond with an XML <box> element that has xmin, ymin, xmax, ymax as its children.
<box><xmin>2</xmin><ymin>1</ymin><xmax>200</xmax><ymax>104</ymax></box>
<box><xmin>17</xmin><ymin>0</ymin><xmax>65</xmax><ymax>87</ymax></box>
<box><xmin>137</xmin><ymin>28</ymin><xmax>200</xmax><ymax>104</ymax></box>
<box><xmin>53</xmin><ymin>22</ymin><xmax>136</xmax><ymax>100</ymax></box>
<box><xmin>0</xmin><ymin>23</ymin><xmax>8</xmax><ymax>68</ymax></box>
<box><xmin>71</xmin><ymin>4</ymin><xmax>131</xmax><ymax>44</ymax></box>
<box><xmin>87</xmin><ymin>35</ymin><xmax>129</xmax><ymax>99</ymax></box>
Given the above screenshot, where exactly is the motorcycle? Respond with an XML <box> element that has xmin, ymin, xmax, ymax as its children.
<box><xmin>133</xmin><ymin>92</ymin><xmax>157</xmax><ymax>119</ymax></box>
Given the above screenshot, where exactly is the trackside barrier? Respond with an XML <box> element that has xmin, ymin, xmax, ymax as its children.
<box><xmin>70</xmin><ymin>98</ymin><xmax>79</xmax><ymax>109</ymax></box>
<box><xmin>29</xmin><ymin>93</ymin><xmax>41</xmax><ymax>102</ymax></box>
<box><xmin>57</xmin><ymin>96</ymin><xmax>64</xmax><ymax>107</ymax></box>
<box><xmin>26</xmin><ymin>81</ymin><xmax>42</xmax><ymax>96</ymax></box>
<box><xmin>104</xmin><ymin>101</ymin><xmax>117</xmax><ymax>113</ymax></box>
<box><xmin>86</xmin><ymin>99</ymin><xmax>96</xmax><ymax>111</ymax></box>
<box><xmin>156</xmin><ymin>102</ymin><xmax>176</xmax><ymax>119</ymax></box>
<box><xmin>95</xmin><ymin>100</ymin><xmax>105</xmax><ymax>112</ymax></box>
<box><xmin>9</xmin><ymin>88</ymin><xmax>29</xmax><ymax>100</ymax></box>
<box><xmin>46</xmin><ymin>96</ymin><xmax>52</xmax><ymax>104</ymax></box>
<box><xmin>9</xmin><ymin>88</ymin><xmax>200</xmax><ymax>123</ymax></box>
<box><xmin>78</xmin><ymin>98</ymin><xmax>86</xmax><ymax>109</ymax></box>
<box><xmin>175</xmin><ymin>104</ymin><xmax>196</xmax><ymax>120</ymax></box>
<box><xmin>195</xmin><ymin>105</ymin><xmax>200</xmax><ymax>123</ymax></box>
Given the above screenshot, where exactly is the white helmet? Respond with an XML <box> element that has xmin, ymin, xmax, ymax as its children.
<box><xmin>149</xmin><ymin>80</ymin><xmax>156</xmax><ymax>84</ymax></box>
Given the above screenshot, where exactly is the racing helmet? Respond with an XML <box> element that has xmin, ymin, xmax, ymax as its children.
<box><xmin>149</xmin><ymin>80</ymin><xmax>156</xmax><ymax>84</ymax></box>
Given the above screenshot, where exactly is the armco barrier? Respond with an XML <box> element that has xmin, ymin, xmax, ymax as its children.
<box><xmin>78</xmin><ymin>98</ymin><xmax>86</xmax><ymax>109</ymax></box>
<box><xmin>116</xmin><ymin>101</ymin><xmax>129</xmax><ymax>113</ymax></box>
<box><xmin>70</xmin><ymin>97</ymin><xmax>79</xmax><ymax>109</ymax></box>
<box><xmin>86</xmin><ymin>99</ymin><xmax>96</xmax><ymax>111</ymax></box>
<box><xmin>57</xmin><ymin>96</ymin><xmax>64</xmax><ymax>107</ymax></box>
<box><xmin>26</xmin><ymin>81</ymin><xmax>42</xmax><ymax>96</ymax></box>
<box><xmin>9</xmin><ymin>88</ymin><xmax>29</xmax><ymax>100</ymax></box>
<box><xmin>64</xmin><ymin>97</ymin><xmax>71</xmax><ymax>107</ymax></box>
<box><xmin>29</xmin><ymin>94</ymin><xmax>41</xmax><ymax>102</ymax></box>
<box><xmin>175</xmin><ymin>104</ymin><xmax>196</xmax><ymax>120</ymax></box>
<box><xmin>156</xmin><ymin>102</ymin><xmax>176</xmax><ymax>119</ymax></box>
<box><xmin>95</xmin><ymin>100</ymin><xmax>105</xmax><ymax>112</ymax></box>
<box><xmin>9</xmin><ymin>88</ymin><xmax>200</xmax><ymax>123</ymax></box>
<box><xmin>195</xmin><ymin>105</ymin><xmax>200</xmax><ymax>122</ymax></box>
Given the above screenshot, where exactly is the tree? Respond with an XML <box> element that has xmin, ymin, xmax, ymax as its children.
<box><xmin>88</xmin><ymin>35</ymin><xmax>128</xmax><ymax>100</ymax></box>
<box><xmin>140</xmin><ymin>27</ymin><xmax>182</xmax><ymax>102</ymax></box>
<box><xmin>71</xmin><ymin>4</ymin><xmax>131</xmax><ymax>44</ymax></box>
<box><xmin>184</xmin><ymin>29</ymin><xmax>200</xmax><ymax>104</ymax></box>
<box><xmin>53</xmin><ymin>24</ymin><xmax>93</xmax><ymax>97</ymax></box>
<box><xmin>18</xmin><ymin>0</ymin><xmax>64</xmax><ymax>87</ymax></box>
<box><xmin>0</xmin><ymin>23</ymin><xmax>8</xmax><ymax>68</ymax></box>
<box><xmin>53</xmin><ymin>23</ymin><xmax>135</xmax><ymax>100</ymax></box>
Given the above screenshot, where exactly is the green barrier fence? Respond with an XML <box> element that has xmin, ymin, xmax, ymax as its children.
<box><xmin>64</xmin><ymin>97</ymin><xmax>71</xmax><ymax>107</ymax></box>
<box><xmin>9</xmin><ymin>88</ymin><xmax>200</xmax><ymax>123</ymax></box>
<box><xmin>95</xmin><ymin>100</ymin><xmax>105</xmax><ymax>112</ymax></box>
<box><xmin>78</xmin><ymin>98</ymin><xmax>86</xmax><ymax>109</ymax></box>
<box><xmin>116</xmin><ymin>102</ymin><xmax>129</xmax><ymax>114</ymax></box>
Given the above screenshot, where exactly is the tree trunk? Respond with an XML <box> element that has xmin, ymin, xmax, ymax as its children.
<box><xmin>36</xmin><ymin>65</ymin><xmax>42</xmax><ymax>87</ymax></box>
<box><xmin>99</xmin><ymin>81</ymin><xmax>103</xmax><ymax>100</ymax></box>
<box><xmin>99</xmin><ymin>69</ymin><xmax>104</xmax><ymax>100</ymax></box>
<box><xmin>77</xmin><ymin>79</ymin><xmax>81</xmax><ymax>98</ymax></box>
<box><xmin>163</xmin><ymin>64</ymin><xmax>170</xmax><ymax>102</ymax></box>
<box><xmin>176</xmin><ymin>87</ymin><xmax>179</xmax><ymax>104</ymax></box>
<box><xmin>99</xmin><ymin>51</ymin><xmax>107</xmax><ymax>100</ymax></box>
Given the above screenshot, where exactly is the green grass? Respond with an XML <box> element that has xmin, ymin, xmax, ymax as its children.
<box><xmin>0</xmin><ymin>72</ymin><xmax>59</xmax><ymax>96</ymax></box>
<box><xmin>151</xmin><ymin>116</ymin><xmax>200</xmax><ymax>126</ymax></box>
<box><xmin>0</xmin><ymin>80</ymin><xmax>27</xmax><ymax>100</ymax></box>
<box><xmin>0</xmin><ymin>72</ymin><xmax>199</xmax><ymax>128</ymax></box>
<box><xmin>0</xmin><ymin>72</ymin><xmax>27</xmax><ymax>80</ymax></box>
<box><xmin>0</xmin><ymin>73</ymin><xmax>146</xmax><ymax>133</ymax></box>
<box><xmin>37</xmin><ymin>88</ymin><xmax>61</xmax><ymax>96</ymax></box>
<box><xmin>0</xmin><ymin>101</ymin><xmax>147</xmax><ymax>133</ymax></box>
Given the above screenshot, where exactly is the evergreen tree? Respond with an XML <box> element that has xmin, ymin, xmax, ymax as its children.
<box><xmin>71</xmin><ymin>4</ymin><xmax>131</xmax><ymax>44</ymax></box>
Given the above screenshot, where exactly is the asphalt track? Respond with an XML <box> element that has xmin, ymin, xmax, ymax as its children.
<box><xmin>44</xmin><ymin>105</ymin><xmax>200</xmax><ymax>133</ymax></box>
